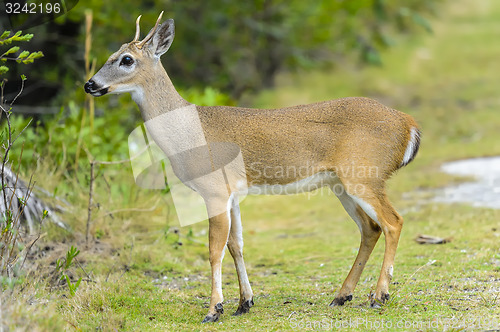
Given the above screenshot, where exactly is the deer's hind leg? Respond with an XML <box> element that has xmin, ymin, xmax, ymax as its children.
<box><xmin>333</xmin><ymin>176</ymin><xmax>404</xmax><ymax>307</ymax></box>
<box><xmin>330</xmin><ymin>183</ymin><xmax>382</xmax><ymax>306</ymax></box>
<box><xmin>371</xmin><ymin>194</ymin><xmax>404</xmax><ymax>307</ymax></box>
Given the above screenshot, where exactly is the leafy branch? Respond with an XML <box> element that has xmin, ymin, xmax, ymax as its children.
<box><xmin>0</xmin><ymin>31</ymin><xmax>44</xmax><ymax>75</ymax></box>
<box><xmin>0</xmin><ymin>30</ymin><xmax>61</xmax><ymax>280</ymax></box>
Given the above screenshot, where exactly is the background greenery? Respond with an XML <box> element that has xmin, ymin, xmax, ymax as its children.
<box><xmin>1</xmin><ymin>0</ymin><xmax>500</xmax><ymax>330</ymax></box>
<box><xmin>1</xmin><ymin>0</ymin><xmax>441</xmax><ymax>168</ymax></box>
<box><xmin>4</xmin><ymin>0</ymin><xmax>441</xmax><ymax>100</ymax></box>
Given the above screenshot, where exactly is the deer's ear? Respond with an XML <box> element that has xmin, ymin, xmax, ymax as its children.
<box><xmin>149</xmin><ymin>19</ymin><xmax>175</xmax><ymax>57</ymax></box>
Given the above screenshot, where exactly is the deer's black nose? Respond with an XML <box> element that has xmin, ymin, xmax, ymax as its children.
<box><xmin>84</xmin><ymin>80</ymin><xmax>96</xmax><ymax>93</ymax></box>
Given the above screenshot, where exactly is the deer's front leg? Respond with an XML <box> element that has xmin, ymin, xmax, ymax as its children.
<box><xmin>227</xmin><ymin>195</ymin><xmax>254</xmax><ymax>316</ymax></box>
<box><xmin>202</xmin><ymin>212</ymin><xmax>230</xmax><ymax>323</ymax></box>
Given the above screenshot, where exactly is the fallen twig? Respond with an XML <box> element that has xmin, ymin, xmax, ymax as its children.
<box><xmin>415</xmin><ymin>234</ymin><xmax>453</xmax><ymax>245</ymax></box>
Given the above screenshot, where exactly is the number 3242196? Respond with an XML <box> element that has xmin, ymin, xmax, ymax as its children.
<box><xmin>5</xmin><ymin>2</ymin><xmax>62</xmax><ymax>14</ymax></box>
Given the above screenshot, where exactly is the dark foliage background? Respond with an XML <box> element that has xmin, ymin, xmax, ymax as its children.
<box><xmin>2</xmin><ymin>0</ymin><xmax>440</xmax><ymax>105</ymax></box>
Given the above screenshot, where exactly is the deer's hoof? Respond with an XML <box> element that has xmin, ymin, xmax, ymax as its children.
<box><xmin>232</xmin><ymin>298</ymin><xmax>254</xmax><ymax>316</ymax></box>
<box><xmin>370</xmin><ymin>293</ymin><xmax>390</xmax><ymax>308</ymax></box>
<box><xmin>202</xmin><ymin>302</ymin><xmax>224</xmax><ymax>323</ymax></box>
<box><xmin>329</xmin><ymin>294</ymin><xmax>353</xmax><ymax>307</ymax></box>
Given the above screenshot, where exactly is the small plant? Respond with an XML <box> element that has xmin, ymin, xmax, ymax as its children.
<box><xmin>55</xmin><ymin>245</ymin><xmax>82</xmax><ymax>297</ymax></box>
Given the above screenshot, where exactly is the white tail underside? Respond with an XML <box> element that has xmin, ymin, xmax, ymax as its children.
<box><xmin>401</xmin><ymin>127</ymin><xmax>420</xmax><ymax>167</ymax></box>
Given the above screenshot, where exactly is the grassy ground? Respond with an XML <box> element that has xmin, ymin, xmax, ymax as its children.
<box><xmin>3</xmin><ymin>0</ymin><xmax>500</xmax><ymax>330</ymax></box>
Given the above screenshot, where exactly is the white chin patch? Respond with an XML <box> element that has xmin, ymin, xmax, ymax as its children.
<box><xmin>130</xmin><ymin>89</ymin><xmax>144</xmax><ymax>103</ymax></box>
<box><xmin>109</xmin><ymin>85</ymin><xmax>144</xmax><ymax>103</ymax></box>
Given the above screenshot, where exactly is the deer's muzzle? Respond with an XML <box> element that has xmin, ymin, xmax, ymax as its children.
<box><xmin>84</xmin><ymin>79</ymin><xmax>108</xmax><ymax>97</ymax></box>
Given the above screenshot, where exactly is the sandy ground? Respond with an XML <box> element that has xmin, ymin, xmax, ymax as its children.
<box><xmin>436</xmin><ymin>157</ymin><xmax>500</xmax><ymax>209</ymax></box>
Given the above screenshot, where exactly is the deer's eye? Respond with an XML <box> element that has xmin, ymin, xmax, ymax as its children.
<box><xmin>120</xmin><ymin>55</ymin><xmax>134</xmax><ymax>66</ymax></box>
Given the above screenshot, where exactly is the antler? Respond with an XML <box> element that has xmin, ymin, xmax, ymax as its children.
<box><xmin>137</xmin><ymin>11</ymin><xmax>164</xmax><ymax>48</ymax></box>
<box><xmin>132</xmin><ymin>15</ymin><xmax>142</xmax><ymax>42</ymax></box>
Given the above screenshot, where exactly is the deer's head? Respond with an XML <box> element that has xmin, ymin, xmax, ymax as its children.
<box><xmin>84</xmin><ymin>12</ymin><xmax>174</xmax><ymax>99</ymax></box>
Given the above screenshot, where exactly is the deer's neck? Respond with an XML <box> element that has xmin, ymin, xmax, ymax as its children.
<box><xmin>132</xmin><ymin>63</ymin><xmax>191</xmax><ymax>121</ymax></box>
<box><xmin>132</xmin><ymin>63</ymin><xmax>205</xmax><ymax>159</ymax></box>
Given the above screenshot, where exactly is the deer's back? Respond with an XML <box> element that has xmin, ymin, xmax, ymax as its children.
<box><xmin>196</xmin><ymin>97</ymin><xmax>417</xmax><ymax>184</ymax></box>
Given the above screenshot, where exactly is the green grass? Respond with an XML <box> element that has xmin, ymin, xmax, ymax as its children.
<box><xmin>3</xmin><ymin>0</ymin><xmax>500</xmax><ymax>330</ymax></box>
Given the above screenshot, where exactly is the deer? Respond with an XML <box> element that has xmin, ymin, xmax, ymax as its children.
<box><xmin>84</xmin><ymin>12</ymin><xmax>421</xmax><ymax>323</ymax></box>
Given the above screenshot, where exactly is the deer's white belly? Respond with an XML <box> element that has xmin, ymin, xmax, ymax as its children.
<box><xmin>246</xmin><ymin>171</ymin><xmax>339</xmax><ymax>195</ymax></box>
